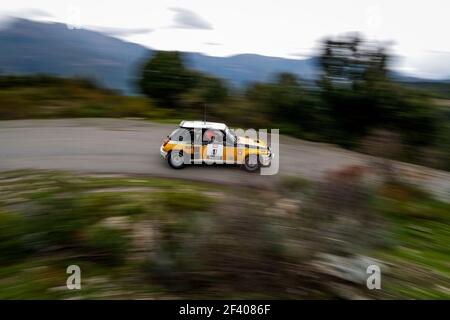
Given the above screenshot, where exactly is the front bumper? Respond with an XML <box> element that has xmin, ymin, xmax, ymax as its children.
<box><xmin>160</xmin><ymin>145</ymin><xmax>168</xmax><ymax>159</ymax></box>
<box><xmin>260</xmin><ymin>152</ymin><xmax>275</xmax><ymax>167</ymax></box>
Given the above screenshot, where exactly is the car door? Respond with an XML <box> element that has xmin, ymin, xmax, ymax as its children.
<box><xmin>191</xmin><ymin>128</ymin><xmax>203</xmax><ymax>163</ymax></box>
<box><xmin>223</xmin><ymin>132</ymin><xmax>237</xmax><ymax>164</ymax></box>
<box><xmin>203</xmin><ymin>129</ymin><xmax>224</xmax><ymax>162</ymax></box>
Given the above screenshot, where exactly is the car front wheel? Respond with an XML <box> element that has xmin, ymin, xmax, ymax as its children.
<box><xmin>168</xmin><ymin>150</ymin><xmax>185</xmax><ymax>169</ymax></box>
<box><xmin>243</xmin><ymin>155</ymin><xmax>260</xmax><ymax>172</ymax></box>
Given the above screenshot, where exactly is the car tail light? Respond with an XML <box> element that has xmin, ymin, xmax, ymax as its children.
<box><xmin>162</xmin><ymin>137</ymin><xmax>169</xmax><ymax>147</ymax></box>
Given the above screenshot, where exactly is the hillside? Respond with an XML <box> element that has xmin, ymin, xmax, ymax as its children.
<box><xmin>0</xmin><ymin>18</ymin><xmax>317</xmax><ymax>93</ymax></box>
<box><xmin>0</xmin><ymin>18</ymin><xmax>149</xmax><ymax>94</ymax></box>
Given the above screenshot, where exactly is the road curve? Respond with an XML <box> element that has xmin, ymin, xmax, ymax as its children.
<box><xmin>0</xmin><ymin>118</ymin><xmax>449</xmax><ymax>200</ymax></box>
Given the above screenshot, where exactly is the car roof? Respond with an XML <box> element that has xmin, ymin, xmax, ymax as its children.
<box><xmin>180</xmin><ymin>121</ymin><xmax>227</xmax><ymax>130</ymax></box>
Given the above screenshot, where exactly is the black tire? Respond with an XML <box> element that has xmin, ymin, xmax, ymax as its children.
<box><xmin>243</xmin><ymin>155</ymin><xmax>260</xmax><ymax>172</ymax></box>
<box><xmin>168</xmin><ymin>150</ymin><xmax>185</xmax><ymax>169</ymax></box>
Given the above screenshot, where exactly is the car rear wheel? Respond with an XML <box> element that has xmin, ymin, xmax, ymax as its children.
<box><xmin>168</xmin><ymin>150</ymin><xmax>185</xmax><ymax>169</ymax></box>
<box><xmin>243</xmin><ymin>155</ymin><xmax>260</xmax><ymax>172</ymax></box>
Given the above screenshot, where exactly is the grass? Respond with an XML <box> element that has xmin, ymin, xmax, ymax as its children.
<box><xmin>370</xmin><ymin>182</ymin><xmax>450</xmax><ymax>299</ymax></box>
<box><xmin>0</xmin><ymin>170</ymin><xmax>448</xmax><ymax>299</ymax></box>
<box><xmin>0</xmin><ymin>170</ymin><xmax>221</xmax><ymax>299</ymax></box>
<box><xmin>279</xmin><ymin>175</ymin><xmax>312</xmax><ymax>193</ymax></box>
<box><xmin>0</xmin><ymin>79</ymin><xmax>181</xmax><ymax>123</ymax></box>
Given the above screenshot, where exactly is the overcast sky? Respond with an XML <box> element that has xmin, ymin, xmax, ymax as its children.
<box><xmin>1</xmin><ymin>0</ymin><xmax>449</xmax><ymax>78</ymax></box>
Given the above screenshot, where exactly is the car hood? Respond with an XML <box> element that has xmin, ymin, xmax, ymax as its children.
<box><xmin>237</xmin><ymin>136</ymin><xmax>268</xmax><ymax>148</ymax></box>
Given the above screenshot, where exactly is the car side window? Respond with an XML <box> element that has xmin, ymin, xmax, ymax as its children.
<box><xmin>203</xmin><ymin>129</ymin><xmax>223</xmax><ymax>144</ymax></box>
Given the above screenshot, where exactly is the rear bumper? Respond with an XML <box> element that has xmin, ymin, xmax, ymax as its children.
<box><xmin>160</xmin><ymin>146</ymin><xmax>168</xmax><ymax>159</ymax></box>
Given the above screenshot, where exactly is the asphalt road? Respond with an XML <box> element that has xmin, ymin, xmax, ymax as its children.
<box><xmin>1</xmin><ymin>118</ymin><xmax>449</xmax><ymax>200</ymax></box>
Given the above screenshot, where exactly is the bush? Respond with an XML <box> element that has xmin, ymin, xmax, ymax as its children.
<box><xmin>160</xmin><ymin>191</ymin><xmax>214</xmax><ymax>212</ymax></box>
<box><xmin>147</xmin><ymin>204</ymin><xmax>294</xmax><ymax>295</ymax></box>
<box><xmin>147</xmin><ymin>194</ymin><xmax>330</xmax><ymax>297</ymax></box>
<box><xmin>309</xmin><ymin>166</ymin><xmax>387</xmax><ymax>255</ymax></box>
<box><xmin>26</xmin><ymin>193</ymin><xmax>98</xmax><ymax>249</ymax></box>
<box><xmin>280</xmin><ymin>176</ymin><xmax>311</xmax><ymax>193</ymax></box>
<box><xmin>0</xmin><ymin>90</ymin><xmax>37</xmax><ymax>119</ymax></box>
<box><xmin>0</xmin><ymin>211</ymin><xmax>27</xmax><ymax>262</ymax></box>
<box><xmin>148</xmin><ymin>210</ymin><xmax>211</xmax><ymax>290</ymax></box>
<box><xmin>82</xmin><ymin>225</ymin><xmax>130</xmax><ymax>265</ymax></box>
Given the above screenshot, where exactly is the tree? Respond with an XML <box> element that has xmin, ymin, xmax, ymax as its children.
<box><xmin>245</xmin><ymin>73</ymin><xmax>304</xmax><ymax>123</ymax></box>
<box><xmin>318</xmin><ymin>34</ymin><xmax>389</xmax><ymax>143</ymax></box>
<box><xmin>318</xmin><ymin>34</ymin><xmax>437</xmax><ymax>148</ymax></box>
<box><xmin>245</xmin><ymin>73</ymin><xmax>323</xmax><ymax>135</ymax></box>
<box><xmin>180</xmin><ymin>73</ymin><xmax>229</xmax><ymax>117</ymax></box>
<box><xmin>138</xmin><ymin>51</ymin><xmax>195</xmax><ymax>108</ymax></box>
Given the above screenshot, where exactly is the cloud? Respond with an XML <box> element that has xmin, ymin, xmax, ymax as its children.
<box><xmin>88</xmin><ymin>25</ymin><xmax>153</xmax><ymax>37</ymax></box>
<box><xmin>6</xmin><ymin>8</ymin><xmax>53</xmax><ymax>19</ymax></box>
<box><xmin>204</xmin><ymin>42</ymin><xmax>221</xmax><ymax>46</ymax></box>
<box><xmin>170</xmin><ymin>7</ymin><xmax>213</xmax><ymax>30</ymax></box>
<box><xmin>289</xmin><ymin>47</ymin><xmax>319</xmax><ymax>59</ymax></box>
<box><xmin>289</xmin><ymin>52</ymin><xmax>311</xmax><ymax>59</ymax></box>
<box><xmin>0</xmin><ymin>8</ymin><xmax>54</xmax><ymax>27</ymax></box>
<box><xmin>23</xmin><ymin>8</ymin><xmax>53</xmax><ymax>19</ymax></box>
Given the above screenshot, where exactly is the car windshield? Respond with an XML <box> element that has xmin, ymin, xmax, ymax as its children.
<box><xmin>225</xmin><ymin>127</ymin><xmax>237</xmax><ymax>143</ymax></box>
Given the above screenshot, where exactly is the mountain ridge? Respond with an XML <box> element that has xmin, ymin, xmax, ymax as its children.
<box><xmin>0</xmin><ymin>18</ymin><xmax>447</xmax><ymax>94</ymax></box>
<box><xmin>0</xmin><ymin>18</ymin><xmax>320</xmax><ymax>93</ymax></box>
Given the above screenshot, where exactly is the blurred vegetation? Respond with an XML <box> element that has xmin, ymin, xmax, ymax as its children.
<box><xmin>0</xmin><ymin>169</ymin><xmax>448</xmax><ymax>299</ymax></box>
<box><xmin>403</xmin><ymin>81</ymin><xmax>450</xmax><ymax>100</ymax></box>
<box><xmin>138</xmin><ymin>51</ymin><xmax>197</xmax><ymax>109</ymax></box>
<box><xmin>373</xmin><ymin>181</ymin><xmax>450</xmax><ymax>299</ymax></box>
<box><xmin>82</xmin><ymin>224</ymin><xmax>130</xmax><ymax>265</ymax></box>
<box><xmin>0</xmin><ymin>75</ymin><xmax>176</xmax><ymax>121</ymax></box>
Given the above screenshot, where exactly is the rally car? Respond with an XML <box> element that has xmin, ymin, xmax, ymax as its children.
<box><xmin>160</xmin><ymin>121</ymin><xmax>274</xmax><ymax>171</ymax></box>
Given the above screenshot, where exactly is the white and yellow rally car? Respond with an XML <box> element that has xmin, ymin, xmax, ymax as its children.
<box><xmin>160</xmin><ymin>121</ymin><xmax>274</xmax><ymax>171</ymax></box>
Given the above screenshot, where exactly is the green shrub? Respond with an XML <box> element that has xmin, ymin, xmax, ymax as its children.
<box><xmin>280</xmin><ymin>176</ymin><xmax>311</xmax><ymax>193</ymax></box>
<box><xmin>160</xmin><ymin>192</ymin><xmax>214</xmax><ymax>212</ymax></box>
<box><xmin>0</xmin><ymin>211</ymin><xmax>27</xmax><ymax>262</ymax></box>
<box><xmin>116</xmin><ymin>203</ymin><xmax>146</xmax><ymax>216</ymax></box>
<box><xmin>0</xmin><ymin>90</ymin><xmax>37</xmax><ymax>119</ymax></box>
<box><xmin>77</xmin><ymin>104</ymin><xmax>108</xmax><ymax>117</ymax></box>
<box><xmin>82</xmin><ymin>225</ymin><xmax>130</xmax><ymax>264</ymax></box>
<box><xmin>148</xmin><ymin>210</ymin><xmax>210</xmax><ymax>290</ymax></box>
<box><xmin>26</xmin><ymin>194</ymin><xmax>98</xmax><ymax>249</ymax></box>
<box><xmin>147</xmin><ymin>200</ymin><xmax>300</xmax><ymax>296</ymax></box>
